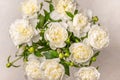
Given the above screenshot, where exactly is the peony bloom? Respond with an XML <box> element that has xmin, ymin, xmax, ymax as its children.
<box><xmin>69</xmin><ymin>43</ymin><xmax>93</xmax><ymax>63</ymax></box>
<box><xmin>44</xmin><ymin>22</ymin><xmax>68</xmax><ymax>50</ymax></box>
<box><xmin>88</xmin><ymin>25</ymin><xmax>109</xmax><ymax>49</ymax></box>
<box><xmin>9</xmin><ymin>19</ymin><xmax>34</xmax><ymax>46</ymax></box>
<box><xmin>69</xmin><ymin>13</ymin><xmax>90</xmax><ymax>38</ymax></box>
<box><xmin>21</xmin><ymin>0</ymin><xmax>39</xmax><ymax>16</ymax></box>
<box><xmin>25</xmin><ymin>59</ymin><xmax>42</xmax><ymax>79</ymax></box>
<box><xmin>55</xmin><ymin>0</ymin><xmax>76</xmax><ymax>15</ymax></box>
<box><xmin>73</xmin><ymin>13</ymin><xmax>88</xmax><ymax>27</ymax></box>
<box><xmin>40</xmin><ymin>59</ymin><xmax>65</xmax><ymax>80</ymax></box>
<box><xmin>76</xmin><ymin>67</ymin><xmax>100</xmax><ymax>80</ymax></box>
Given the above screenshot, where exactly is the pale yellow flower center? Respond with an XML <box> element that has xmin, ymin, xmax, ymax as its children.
<box><xmin>72</xmin><ymin>46</ymin><xmax>90</xmax><ymax>60</ymax></box>
<box><xmin>79</xmin><ymin>19</ymin><xmax>84</xmax><ymax>24</ymax></box>
<box><xmin>79</xmin><ymin>69</ymin><xmax>96</xmax><ymax>80</ymax></box>
<box><xmin>46</xmin><ymin>65</ymin><xmax>62</xmax><ymax>79</ymax></box>
<box><xmin>17</xmin><ymin>25</ymin><xmax>31</xmax><ymax>36</ymax></box>
<box><xmin>50</xmin><ymin>28</ymin><xmax>64</xmax><ymax>43</ymax></box>
<box><xmin>56</xmin><ymin>0</ymin><xmax>73</xmax><ymax>14</ymax></box>
<box><xmin>78</xmin><ymin>15</ymin><xmax>87</xmax><ymax>27</ymax></box>
<box><xmin>22</xmin><ymin>2</ymin><xmax>38</xmax><ymax>15</ymax></box>
<box><xmin>94</xmin><ymin>31</ymin><xmax>107</xmax><ymax>47</ymax></box>
<box><xmin>63</xmin><ymin>5</ymin><xmax>68</xmax><ymax>9</ymax></box>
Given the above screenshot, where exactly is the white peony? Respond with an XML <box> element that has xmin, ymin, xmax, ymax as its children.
<box><xmin>9</xmin><ymin>19</ymin><xmax>34</xmax><ymax>46</ymax></box>
<box><xmin>44</xmin><ymin>22</ymin><xmax>68</xmax><ymax>50</ymax></box>
<box><xmin>21</xmin><ymin>0</ymin><xmax>39</xmax><ymax>16</ymax></box>
<box><xmin>73</xmin><ymin>13</ymin><xmax>88</xmax><ymax>27</ymax></box>
<box><xmin>76</xmin><ymin>67</ymin><xmax>100</xmax><ymax>80</ymax></box>
<box><xmin>40</xmin><ymin>59</ymin><xmax>65</xmax><ymax>80</ymax></box>
<box><xmin>88</xmin><ymin>25</ymin><xmax>109</xmax><ymax>49</ymax></box>
<box><xmin>25</xmin><ymin>59</ymin><xmax>42</xmax><ymax>79</ymax></box>
<box><xmin>55</xmin><ymin>0</ymin><xmax>76</xmax><ymax>15</ymax></box>
<box><xmin>69</xmin><ymin>43</ymin><xmax>93</xmax><ymax>63</ymax></box>
<box><xmin>69</xmin><ymin>13</ymin><xmax>90</xmax><ymax>38</ymax></box>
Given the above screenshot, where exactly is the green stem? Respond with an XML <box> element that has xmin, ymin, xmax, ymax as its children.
<box><xmin>11</xmin><ymin>56</ymin><xmax>23</xmax><ymax>64</ymax></box>
<box><xmin>6</xmin><ymin>55</ymin><xmax>23</xmax><ymax>68</ymax></box>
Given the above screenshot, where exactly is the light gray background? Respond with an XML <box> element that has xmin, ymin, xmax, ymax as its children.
<box><xmin>0</xmin><ymin>0</ymin><xmax>120</xmax><ymax>80</ymax></box>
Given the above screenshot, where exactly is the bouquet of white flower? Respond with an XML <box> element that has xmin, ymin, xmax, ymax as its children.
<box><xmin>6</xmin><ymin>0</ymin><xmax>109</xmax><ymax>80</ymax></box>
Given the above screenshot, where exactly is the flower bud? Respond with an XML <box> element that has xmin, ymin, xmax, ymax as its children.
<box><xmin>92</xmin><ymin>16</ymin><xmax>99</xmax><ymax>24</ymax></box>
<box><xmin>92</xmin><ymin>57</ymin><xmax>96</xmax><ymax>62</ymax></box>
<box><xmin>65</xmin><ymin>53</ymin><xmax>70</xmax><ymax>57</ymax></box>
<box><xmin>28</xmin><ymin>47</ymin><xmax>34</xmax><ymax>53</ymax></box>
<box><xmin>70</xmin><ymin>62</ymin><xmax>74</xmax><ymax>66</ymax></box>
<box><xmin>66</xmin><ymin>38</ymin><xmax>70</xmax><ymax>44</ymax></box>
<box><xmin>6</xmin><ymin>63</ymin><xmax>12</xmax><ymax>68</ymax></box>
<box><xmin>59</xmin><ymin>53</ymin><xmax>64</xmax><ymax>59</ymax></box>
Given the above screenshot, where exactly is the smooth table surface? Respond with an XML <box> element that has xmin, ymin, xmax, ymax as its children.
<box><xmin>0</xmin><ymin>0</ymin><xmax>120</xmax><ymax>80</ymax></box>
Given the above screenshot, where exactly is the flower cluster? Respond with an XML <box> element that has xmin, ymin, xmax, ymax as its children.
<box><xmin>6</xmin><ymin>0</ymin><xmax>109</xmax><ymax>80</ymax></box>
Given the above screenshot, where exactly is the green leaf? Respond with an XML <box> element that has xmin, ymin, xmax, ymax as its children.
<box><xmin>34</xmin><ymin>51</ymin><xmax>42</xmax><ymax>57</ymax></box>
<box><xmin>75</xmin><ymin>37</ymin><xmax>80</xmax><ymax>42</ymax></box>
<box><xmin>38</xmin><ymin>47</ymin><xmax>50</xmax><ymax>52</ymax></box>
<box><xmin>62</xmin><ymin>48</ymin><xmax>69</xmax><ymax>54</ymax></box>
<box><xmin>65</xmin><ymin>11</ymin><xmax>74</xmax><ymax>19</ymax></box>
<box><xmin>80</xmin><ymin>32</ymin><xmax>88</xmax><ymax>41</ymax></box>
<box><xmin>32</xmin><ymin>39</ymin><xmax>49</xmax><ymax>47</ymax></box>
<box><xmin>68</xmin><ymin>33</ymin><xmax>80</xmax><ymax>43</ymax></box>
<box><xmin>49</xmin><ymin>3</ymin><xmax>54</xmax><ymax>12</ymax></box>
<box><xmin>36</xmin><ymin>14</ymin><xmax>45</xmax><ymax>29</ymax></box>
<box><xmin>44</xmin><ymin>9</ymin><xmax>49</xmax><ymax>15</ymax></box>
<box><xmin>49</xmin><ymin>17</ymin><xmax>62</xmax><ymax>22</ymax></box>
<box><xmin>60</xmin><ymin>60</ymin><xmax>70</xmax><ymax>76</ymax></box>
<box><xmin>44</xmin><ymin>9</ymin><xmax>62</xmax><ymax>22</ymax></box>
<box><xmin>44</xmin><ymin>9</ymin><xmax>50</xmax><ymax>22</ymax></box>
<box><xmin>43</xmin><ymin>50</ymin><xmax>59</xmax><ymax>59</ymax></box>
<box><xmin>23</xmin><ymin>50</ymin><xmax>30</xmax><ymax>62</ymax></box>
<box><xmin>74</xmin><ymin>10</ymin><xmax>78</xmax><ymax>15</ymax></box>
